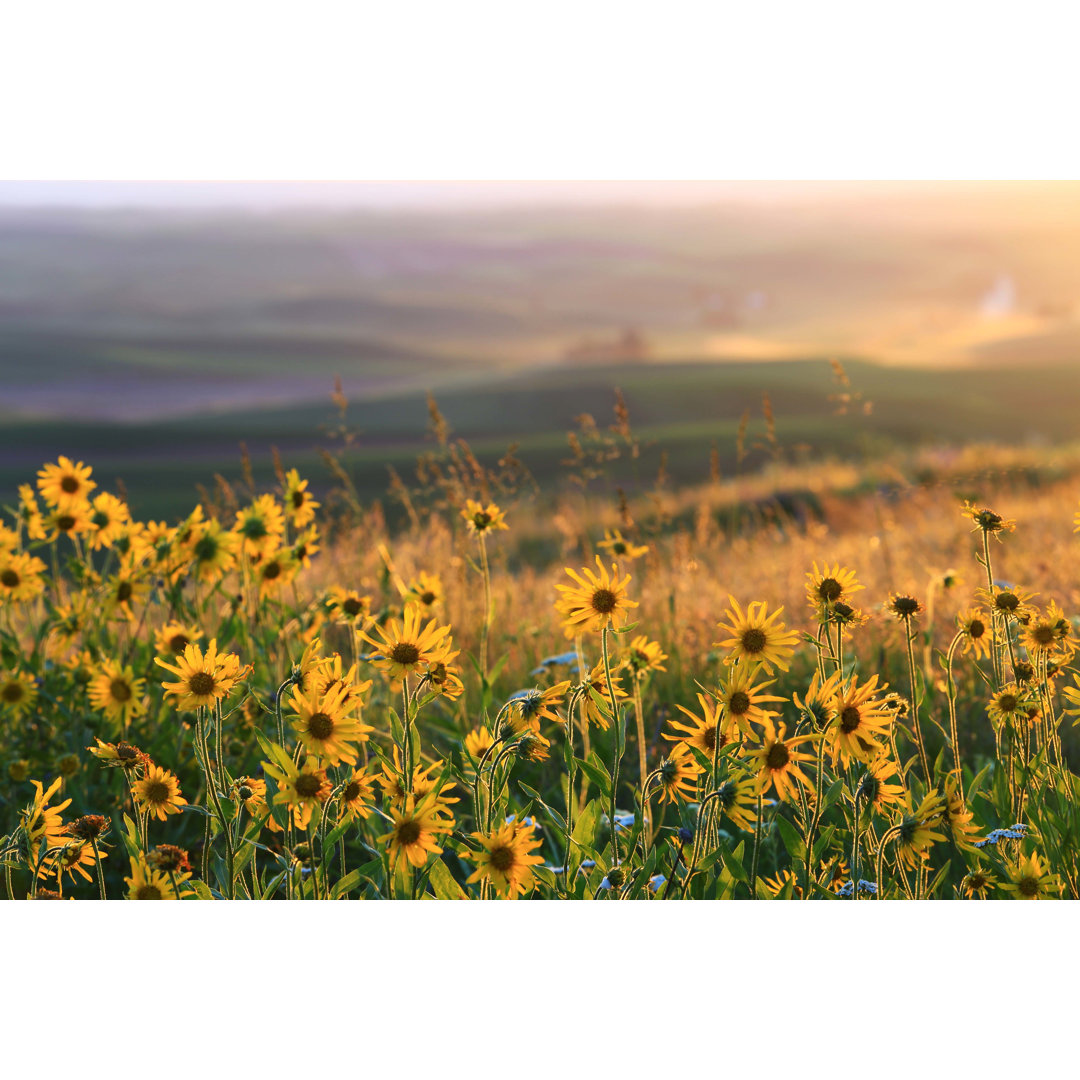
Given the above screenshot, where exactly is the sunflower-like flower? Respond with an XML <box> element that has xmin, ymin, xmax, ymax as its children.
<box><xmin>20</xmin><ymin>778</ymin><xmax>71</xmax><ymax>867</ymax></box>
<box><xmin>36</xmin><ymin>456</ymin><xmax>96</xmax><ymax>509</ymax></box>
<box><xmin>715</xmin><ymin>598</ymin><xmax>800</xmax><ymax>674</ymax></box>
<box><xmin>376</xmin><ymin>749</ymin><xmax>459</xmax><ymax>816</ymax></box>
<box><xmin>289</xmin><ymin>681</ymin><xmax>373</xmax><ymax>767</ymax></box>
<box><xmin>233</xmin><ymin>776</ymin><xmax>271</xmax><ymax>818</ymax></box>
<box><xmin>578</xmin><ymin>660</ymin><xmax>629</xmax><ymax>730</ymax></box>
<box><xmin>961</xmin><ymin>866</ymin><xmax>997</xmax><ymax>899</ymax></box>
<box><xmin>712</xmin><ymin>770</ymin><xmax>759</xmax><ymax>831</ymax></box>
<box><xmin>18</xmin><ymin>484</ymin><xmax>46</xmax><ymax>541</ymax></box>
<box><xmin>233</xmin><ymin>494</ymin><xmax>285</xmax><ymax>557</ymax></box>
<box><xmin>186</xmin><ymin>517</ymin><xmax>240</xmax><ymax>584</ymax></box>
<box><xmin>961</xmin><ymin>501</ymin><xmax>1016</xmax><ymax>537</ymax></box>
<box><xmin>976</xmin><ymin>584</ymin><xmax>1036</xmax><ymax>622</ymax></box>
<box><xmin>44</xmin><ymin>838</ymin><xmax>107</xmax><ymax>885</ymax></box>
<box><xmin>381</xmin><ymin>793</ymin><xmax>454</xmax><ymax>871</ymax></box>
<box><xmin>1000</xmin><ymin>852</ymin><xmax>1062</xmax><ymax>899</ymax></box>
<box><xmin>826</xmin><ymin>674</ymin><xmax>893</xmax><ymax>766</ymax></box>
<box><xmin>598</xmin><ymin>528</ymin><xmax>648</xmax><ymax>561</ymax></box>
<box><xmin>326</xmin><ymin>587</ymin><xmax>372</xmax><ymax>626</ymax></box>
<box><xmin>506</xmin><ymin>682</ymin><xmax>570</xmax><ymax>733</ymax></box>
<box><xmin>400</xmin><ymin>570</ymin><xmax>444</xmax><ymax>613</ymax></box>
<box><xmin>857</xmin><ymin>756</ymin><xmax>906</xmax><ymax>811</ymax></box>
<box><xmin>88</xmin><ymin>661</ymin><xmax>147</xmax><ymax>731</ymax></box>
<box><xmin>85</xmin><ymin>492</ymin><xmax>131</xmax><ymax>551</ymax></box>
<box><xmin>125</xmin><ymin>854</ymin><xmax>192</xmax><ymax>899</ymax></box>
<box><xmin>744</xmin><ymin>718</ymin><xmax>821</xmax><ymax>802</ymax></box>
<box><xmin>654</xmin><ymin>744</ymin><xmax>702</xmax><ymax>805</ymax></box>
<box><xmin>0</xmin><ymin>670</ymin><xmax>38</xmax><ymax>720</ymax></box>
<box><xmin>88</xmin><ymin>738</ymin><xmax>150</xmax><ymax>772</ymax></box>
<box><xmin>44</xmin><ymin>503</ymin><xmax>91</xmax><ymax>544</ymax></box>
<box><xmin>987</xmin><ymin>684</ymin><xmax>1036</xmax><ymax>728</ymax></box>
<box><xmin>942</xmin><ymin>776</ymin><xmax>981</xmax><ymax>852</ymax></box>
<box><xmin>132</xmin><ymin>764</ymin><xmax>187</xmax><ymax>821</ymax></box>
<box><xmin>666</xmin><ymin>694</ymin><xmax>737</xmax><ymax>758</ymax></box>
<box><xmin>263</xmin><ymin>755</ymin><xmax>332</xmax><ymax>829</ymax></box>
<box><xmin>339</xmin><ymin>768</ymin><xmax>378</xmax><ymax>823</ymax></box>
<box><xmin>283</xmin><ymin>469</ymin><xmax>320</xmax><ymax>529</ymax></box>
<box><xmin>0</xmin><ymin>551</ymin><xmax>48</xmax><ymax>605</ymax></box>
<box><xmin>156</xmin><ymin>639</ymin><xmax>249</xmax><ymax>711</ymax></box>
<box><xmin>154</xmin><ymin>622</ymin><xmax>204</xmax><ymax>657</ymax></box>
<box><xmin>358</xmin><ymin>608</ymin><xmax>453</xmax><ymax>680</ymax></box>
<box><xmin>715</xmin><ymin>665</ymin><xmax>786</xmax><ymax>737</ymax></box>
<box><xmin>792</xmin><ymin>670</ymin><xmax>842</xmax><ymax>731</ymax></box>
<box><xmin>623</xmin><ymin>635</ymin><xmax>667</xmax><ymax>677</ymax></box>
<box><xmin>887</xmin><ymin>594</ymin><xmax>923</xmax><ymax>621</ymax></box>
<box><xmin>555</xmin><ymin>557</ymin><xmax>637</xmax><ymax>638</ymax></box>
<box><xmin>423</xmin><ymin>656</ymin><xmax>465</xmax><ymax>700</ymax></box>
<box><xmin>254</xmin><ymin>547</ymin><xmax>300</xmax><ymax>597</ymax></box>
<box><xmin>460</xmin><ymin>499</ymin><xmax>509</xmax><ymax>536</ymax></box>
<box><xmin>290</xmin><ymin>525</ymin><xmax>321</xmax><ymax>568</ymax></box>
<box><xmin>805</xmin><ymin>562</ymin><xmax>864</xmax><ymax>616</ymax></box>
<box><xmin>466</xmin><ymin>819</ymin><xmax>545</xmax><ymax>898</ymax></box>
<box><xmin>1021</xmin><ymin>603</ymin><xmax>1074</xmax><ymax>659</ymax></box>
<box><xmin>894</xmin><ymin>792</ymin><xmax>947</xmax><ymax>871</ymax></box>
<box><xmin>956</xmin><ymin>608</ymin><xmax>992</xmax><ymax>660</ymax></box>
<box><xmin>465</xmin><ymin>726</ymin><xmax>495</xmax><ymax>760</ymax></box>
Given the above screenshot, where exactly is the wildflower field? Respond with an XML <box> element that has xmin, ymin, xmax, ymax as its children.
<box><xmin>4</xmin><ymin>385</ymin><xmax>1080</xmax><ymax>901</ymax></box>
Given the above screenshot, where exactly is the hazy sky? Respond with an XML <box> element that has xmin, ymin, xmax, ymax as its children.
<box><xmin>0</xmin><ymin>180</ymin><xmax>1030</xmax><ymax>211</ymax></box>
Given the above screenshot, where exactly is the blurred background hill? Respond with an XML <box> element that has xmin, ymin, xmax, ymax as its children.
<box><xmin>3</xmin><ymin>180</ymin><xmax>1080</xmax><ymax>517</ymax></box>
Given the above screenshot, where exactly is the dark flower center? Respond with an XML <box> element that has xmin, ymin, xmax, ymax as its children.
<box><xmin>1018</xmin><ymin>876</ymin><xmax>1038</xmax><ymax>897</ymax></box>
<box><xmin>307</xmin><ymin>711</ymin><xmax>335</xmax><ymax>740</ymax></box>
<box><xmin>840</xmin><ymin>705</ymin><xmax>861</xmax><ymax>733</ymax></box>
<box><xmin>241</xmin><ymin>518</ymin><xmax>267</xmax><ymax>540</ymax></box>
<box><xmin>892</xmin><ymin>596</ymin><xmax>920</xmax><ymax>617</ymax></box>
<box><xmin>292</xmin><ymin>491</ymin><xmax>305</xmax><ymax>508</ymax></box>
<box><xmin>188</xmin><ymin>672</ymin><xmax>217</xmax><ymax>697</ymax></box>
<box><xmin>390</xmin><ymin>642</ymin><xmax>421</xmax><ymax>666</ymax></box>
<box><xmin>57</xmin><ymin>515</ymin><xmax>76</xmax><ymax>532</ymax></box>
<box><xmin>344</xmin><ymin>781</ymin><xmax>363</xmax><ymax>802</ymax></box>
<box><xmin>996</xmin><ymin>592</ymin><xmax>1019</xmax><ymax>612</ymax></box>
<box><xmin>1</xmin><ymin>569</ymin><xmax>20</xmax><ymax>588</ymax></box>
<box><xmin>342</xmin><ymin>597</ymin><xmax>362</xmax><ymax>616</ymax></box>
<box><xmin>490</xmin><ymin>845</ymin><xmax>515</xmax><ymax>872</ymax></box>
<box><xmin>420</xmin><ymin>591</ymin><xmax>436</xmax><ymax>605</ymax></box>
<box><xmin>741</xmin><ymin>628</ymin><xmax>767</xmax><ymax>654</ymax></box>
<box><xmin>2</xmin><ymin>682</ymin><xmax>24</xmax><ymax>702</ymax></box>
<box><xmin>1032</xmin><ymin>625</ymin><xmax>1056</xmax><ymax>646</ymax></box>
<box><xmin>116</xmin><ymin>582</ymin><xmax>133</xmax><ymax>602</ymax></box>
<box><xmin>397</xmin><ymin>820</ymin><xmax>422</xmax><ymax>846</ymax></box>
<box><xmin>591</xmin><ymin>588</ymin><xmax>617</xmax><ymax>615</ymax></box>
<box><xmin>997</xmin><ymin>694</ymin><xmax>1018</xmax><ymax>713</ymax></box>
<box><xmin>766</xmin><ymin>742</ymin><xmax>790</xmax><ymax>769</ymax></box>
<box><xmin>472</xmin><ymin>512</ymin><xmax>491</xmax><ymax>530</ymax></box>
<box><xmin>169</xmin><ymin>634</ymin><xmax>190</xmax><ymax>652</ymax></box>
<box><xmin>136</xmin><ymin>884</ymin><xmax>163</xmax><ymax>899</ymax></box>
<box><xmin>193</xmin><ymin>536</ymin><xmax>219</xmax><ymax>562</ymax></box>
<box><xmin>295</xmin><ymin>773</ymin><xmax>323</xmax><ymax>799</ymax></box>
<box><xmin>728</xmin><ymin>690</ymin><xmax>751</xmax><ymax>715</ymax></box>
<box><xmin>262</xmin><ymin>561</ymin><xmax>282</xmax><ymax>581</ymax></box>
<box><xmin>110</xmin><ymin>678</ymin><xmax>133</xmax><ymax>703</ymax></box>
<box><xmin>144</xmin><ymin>780</ymin><xmax>170</xmax><ymax>805</ymax></box>
<box><xmin>61</xmin><ymin>476</ymin><xmax>81</xmax><ymax>493</ymax></box>
<box><xmin>817</xmin><ymin>577</ymin><xmax>843</xmax><ymax>602</ymax></box>
<box><xmin>967</xmin><ymin>619</ymin><xmax>986</xmax><ymax>639</ymax></box>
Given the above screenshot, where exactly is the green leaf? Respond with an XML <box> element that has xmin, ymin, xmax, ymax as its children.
<box><xmin>330</xmin><ymin>869</ymin><xmax>363</xmax><ymax>899</ymax></box>
<box><xmin>517</xmin><ymin>783</ymin><xmax>566</xmax><ymax>833</ymax></box>
<box><xmin>576</xmin><ymin>755</ymin><xmax>612</xmax><ymax>798</ymax></box>
<box><xmin>428</xmin><ymin>857</ymin><xmax>467</xmax><ymax>900</ymax></box>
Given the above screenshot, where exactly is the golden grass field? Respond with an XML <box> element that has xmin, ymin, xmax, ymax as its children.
<box><xmin>4</xmin><ymin>385</ymin><xmax>1080</xmax><ymax>900</ymax></box>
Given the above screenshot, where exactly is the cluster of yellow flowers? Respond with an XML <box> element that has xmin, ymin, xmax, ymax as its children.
<box><xmin>1</xmin><ymin>459</ymin><xmax>1075</xmax><ymax>899</ymax></box>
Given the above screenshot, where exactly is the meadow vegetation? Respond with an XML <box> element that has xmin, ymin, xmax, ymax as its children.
<box><xmin>3</xmin><ymin>368</ymin><xmax>1080</xmax><ymax>900</ymax></box>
